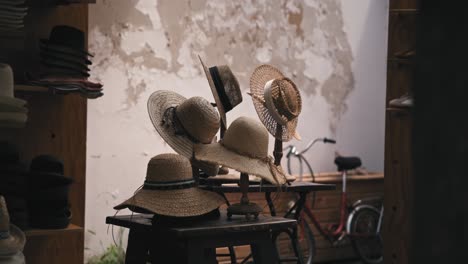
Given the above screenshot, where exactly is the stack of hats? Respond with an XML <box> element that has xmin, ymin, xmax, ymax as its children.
<box><xmin>0</xmin><ymin>196</ymin><xmax>26</xmax><ymax>264</ymax></box>
<box><xmin>27</xmin><ymin>25</ymin><xmax>103</xmax><ymax>99</ymax></box>
<box><xmin>0</xmin><ymin>63</ymin><xmax>28</xmax><ymax>128</ymax></box>
<box><xmin>0</xmin><ymin>142</ymin><xmax>28</xmax><ymax>229</ymax></box>
<box><xmin>0</xmin><ymin>0</ymin><xmax>27</xmax><ymax>36</ymax></box>
<box><xmin>27</xmin><ymin>155</ymin><xmax>72</xmax><ymax>229</ymax></box>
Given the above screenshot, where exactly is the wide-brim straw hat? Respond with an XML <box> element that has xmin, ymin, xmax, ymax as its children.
<box><xmin>249</xmin><ymin>65</ymin><xmax>302</xmax><ymax>142</ymax></box>
<box><xmin>198</xmin><ymin>56</ymin><xmax>242</xmax><ymax>127</ymax></box>
<box><xmin>115</xmin><ymin>154</ymin><xmax>225</xmax><ymax>217</ymax></box>
<box><xmin>0</xmin><ymin>196</ymin><xmax>26</xmax><ymax>255</ymax></box>
<box><xmin>147</xmin><ymin>90</ymin><xmax>220</xmax><ymax>176</ymax></box>
<box><xmin>194</xmin><ymin>116</ymin><xmax>287</xmax><ymax>185</ymax></box>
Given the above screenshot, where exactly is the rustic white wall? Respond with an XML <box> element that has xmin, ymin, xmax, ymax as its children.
<box><xmin>85</xmin><ymin>0</ymin><xmax>388</xmax><ymax>260</ymax></box>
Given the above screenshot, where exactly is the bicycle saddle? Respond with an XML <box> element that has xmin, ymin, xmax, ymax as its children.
<box><xmin>334</xmin><ymin>156</ymin><xmax>362</xmax><ymax>171</ymax></box>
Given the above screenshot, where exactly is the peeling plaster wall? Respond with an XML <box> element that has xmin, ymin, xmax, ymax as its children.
<box><xmin>85</xmin><ymin>0</ymin><xmax>388</xmax><ymax>259</ymax></box>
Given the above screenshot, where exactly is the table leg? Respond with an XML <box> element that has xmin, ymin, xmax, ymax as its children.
<box><xmin>251</xmin><ymin>232</ymin><xmax>279</xmax><ymax>264</ymax></box>
<box><xmin>125</xmin><ymin>229</ymin><xmax>149</xmax><ymax>264</ymax></box>
<box><xmin>265</xmin><ymin>192</ymin><xmax>277</xmax><ymax>216</ymax></box>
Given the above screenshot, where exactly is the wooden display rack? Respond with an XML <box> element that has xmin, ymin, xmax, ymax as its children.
<box><xmin>383</xmin><ymin>0</ymin><xmax>418</xmax><ymax>263</ymax></box>
<box><xmin>0</xmin><ymin>2</ymin><xmax>94</xmax><ymax>263</ymax></box>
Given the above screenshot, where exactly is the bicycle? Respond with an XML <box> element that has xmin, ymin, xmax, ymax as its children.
<box><xmin>282</xmin><ymin>138</ymin><xmax>384</xmax><ymax>264</ymax></box>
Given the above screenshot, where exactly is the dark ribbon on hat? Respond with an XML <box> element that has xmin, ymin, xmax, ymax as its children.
<box><xmin>0</xmin><ymin>231</ymin><xmax>10</xmax><ymax>239</ymax></box>
<box><xmin>209</xmin><ymin>67</ymin><xmax>233</xmax><ymax>112</ymax></box>
<box><xmin>161</xmin><ymin>107</ymin><xmax>200</xmax><ymax>143</ymax></box>
<box><xmin>143</xmin><ymin>179</ymin><xmax>196</xmax><ymax>190</ymax></box>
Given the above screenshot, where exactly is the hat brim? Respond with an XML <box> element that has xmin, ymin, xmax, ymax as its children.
<box><xmin>198</xmin><ymin>56</ymin><xmax>227</xmax><ymax>127</ymax></box>
<box><xmin>0</xmin><ymin>224</ymin><xmax>26</xmax><ymax>255</ymax></box>
<box><xmin>40</xmin><ymin>39</ymin><xmax>93</xmax><ymax>58</ymax></box>
<box><xmin>114</xmin><ymin>187</ymin><xmax>225</xmax><ymax>217</ymax></box>
<box><xmin>0</xmin><ymin>112</ymin><xmax>27</xmax><ymax>128</ymax></box>
<box><xmin>0</xmin><ymin>95</ymin><xmax>27</xmax><ymax>108</ymax></box>
<box><xmin>28</xmin><ymin>172</ymin><xmax>73</xmax><ymax>187</ymax></box>
<box><xmin>40</xmin><ymin>49</ymin><xmax>92</xmax><ymax>65</ymax></box>
<box><xmin>250</xmin><ymin>65</ymin><xmax>300</xmax><ymax>142</ymax></box>
<box><xmin>147</xmin><ymin>90</ymin><xmax>193</xmax><ymax>158</ymax></box>
<box><xmin>194</xmin><ymin>143</ymin><xmax>286</xmax><ymax>185</ymax></box>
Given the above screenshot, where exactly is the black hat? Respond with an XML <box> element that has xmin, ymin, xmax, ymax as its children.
<box><xmin>40</xmin><ymin>25</ymin><xmax>93</xmax><ymax>58</ymax></box>
<box><xmin>29</xmin><ymin>155</ymin><xmax>73</xmax><ymax>186</ymax></box>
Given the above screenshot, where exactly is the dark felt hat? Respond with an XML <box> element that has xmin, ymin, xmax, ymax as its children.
<box><xmin>29</xmin><ymin>155</ymin><xmax>73</xmax><ymax>186</ymax></box>
<box><xmin>198</xmin><ymin>56</ymin><xmax>243</xmax><ymax>126</ymax></box>
<box><xmin>40</xmin><ymin>48</ymin><xmax>92</xmax><ymax>66</ymax></box>
<box><xmin>40</xmin><ymin>25</ymin><xmax>93</xmax><ymax>58</ymax></box>
<box><xmin>29</xmin><ymin>206</ymin><xmax>71</xmax><ymax>229</ymax></box>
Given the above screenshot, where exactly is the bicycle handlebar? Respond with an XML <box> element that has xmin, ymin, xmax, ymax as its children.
<box><xmin>323</xmin><ymin>138</ymin><xmax>336</xmax><ymax>144</ymax></box>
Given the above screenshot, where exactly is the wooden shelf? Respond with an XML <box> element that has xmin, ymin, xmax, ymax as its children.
<box><xmin>387</xmin><ymin>107</ymin><xmax>412</xmax><ymax>113</ymax></box>
<box><xmin>24</xmin><ymin>224</ymin><xmax>83</xmax><ymax>237</ymax></box>
<box><xmin>15</xmin><ymin>85</ymin><xmax>49</xmax><ymax>93</ymax></box>
<box><xmin>390</xmin><ymin>9</ymin><xmax>418</xmax><ymax>13</ymax></box>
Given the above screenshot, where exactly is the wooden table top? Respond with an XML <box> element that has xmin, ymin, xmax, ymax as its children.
<box><xmin>106</xmin><ymin>213</ymin><xmax>296</xmax><ymax>238</ymax></box>
<box><xmin>199</xmin><ymin>181</ymin><xmax>336</xmax><ymax>193</ymax></box>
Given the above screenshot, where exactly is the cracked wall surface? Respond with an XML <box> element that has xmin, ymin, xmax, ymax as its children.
<box><xmin>85</xmin><ymin>0</ymin><xmax>388</xmax><ymax>259</ymax></box>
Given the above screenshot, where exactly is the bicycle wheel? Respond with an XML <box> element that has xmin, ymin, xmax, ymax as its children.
<box><xmin>349</xmin><ymin>206</ymin><xmax>383</xmax><ymax>264</ymax></box>
<box><xmin>275</xmin><ymin>216</ymin><xmax>315</xmax><ymax>264</ymax></box>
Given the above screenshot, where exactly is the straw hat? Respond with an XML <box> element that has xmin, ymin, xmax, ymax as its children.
<box><xmin>249</xmin><ymin>65</ymin><xmax>302</xmax><ymax>142</ymax></box>
<box><xmin>0</xmin><ymin>196</ymin><xmax>26</xmax><ymax>255</ymax></box>
<box><xmin>194</xmin><ymin>116</ymin><xmax>288</xmax><ymax>185</ymax></box>
<box><xmin>198</xmin><ymin>56</ymin><xmax>243</xmax><ymax>126</ymax></box>
<box><xmin>114</xmin><ymin>154</ymin><xmax>225</xmax><ymax>217</ymax></box>
<box><xmin>147</xmin><ymin>90</ymin><xmax>220</xmax><ymax>176</ymax></box>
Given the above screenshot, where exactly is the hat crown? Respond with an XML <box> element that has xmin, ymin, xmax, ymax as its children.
<box><xmin>0</xmin><ymin>64</ymin><xmax>14</xmax><ymax>98</ymax></box>
<box><xmin>176</xmin><ymin>96</ymin><xmax>220</xmax><ymax>144</ymax></box>
<box><xmin>48</xmin><ymin>25</ymin><xmax>86</xmax><ymax>51</ymax></box>
<box><xmin>0</xmin><ymin>196</ymin><xmax>10</xmax><ymax>234</ymax></box>
<box><xmin>222</xmin><ymin>117</ymin><xmax>268</xmax><ymax>158</ymax></box>
<box><xmin>146</xmin><ymin>154</ymin><xmax>193</xmax><ymax>182</ymax></box>
<box><xmin>216</xmin><ymin>65</ymin><xmax>243</xmax><ymax>108</ymax></box>
<box><xmin>270</xmin><ymin>78</ymin><xmax>301</xmax><ymax>120</ymax></box>
<box><xmin>30</xmin><ymin>155</ymin><xmax>64</xmax><ymax>175</ymax></box>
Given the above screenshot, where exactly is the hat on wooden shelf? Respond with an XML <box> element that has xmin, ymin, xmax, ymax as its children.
<box><xmin>114</xmin><ymin>153</ymin><xmax>225</xmax><ymax>217</ymax></box>
<box><xmin>40</xmin><ymin>25</ymin><xmax>93</xmax><ymax>58</ymax></box>
<box><xmin>0</xmin><ymin>64</ymin><xmax>27</xmax><ymax>128</ymax></box>
<box><xmin>194</xmin><ymin>116</ymin><xmax>288</xmax><ymax>185</ymax></box>
<box><xmin>147</xmin><ymin>90</ymin><xmax>221</xmax><ymax>176</ymax></box>
<box><xmin>0</xmin><ymin>196</ymin><xmax>26</xmax><ymax>256</ymax></box>
<box><xmin>28</xmin><ymin>155</ymin><xmax>73</xmax><ymax>186</ymax></box>
<box><xmin>198</xmin><ymin>56</ymin><xmax>242</xmax><ymax>127</ymax></box>
<box><xmin>0</xmin><ymin>0</ymin><xmax>27</xmax><ymax>36</ymax></box>
<box><xmin>249</xmin><ymin>64</ymin><xmax>302</xmax><ymax>142</ymax></box>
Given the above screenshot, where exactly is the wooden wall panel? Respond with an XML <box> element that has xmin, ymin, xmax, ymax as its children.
<box><xmin>387</xmin><ymin>12</ymin><xmax>417</xmax><ymax>59</ymax></box>
<box><xmin>23</xmin><ymin>231</ymin><xmax>84</xmax><ymax>264</ymax></box>
<box><xmin>386</xmin><ymin>60</ymin><xmax>414</xmax><ymax>104</ymax></box>
<box><xmin>383</xmin><ymin>111</ymin><xmax>413</xmax><ymax>264</ymax></box>
<box><xmin>390</xmin><ymin>0</ymin><xmax>419</xmax><ymax>10</ymax></box>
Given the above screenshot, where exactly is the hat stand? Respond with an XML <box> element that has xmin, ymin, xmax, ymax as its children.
<box><xmin>227</xmin><ymin>172</ymin><xmax>262</xmax><ymax>220</ymax></box>
<box><xmin>273</xmin><ymin>124</ymin><xmax>283</xmax><ymax>166</ymax></box>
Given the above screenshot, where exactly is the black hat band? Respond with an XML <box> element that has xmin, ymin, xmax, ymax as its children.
<box><xmin>209</xmin><ymin>66</ymin><xmax>233</xmax><ymax>112</ymax></box>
